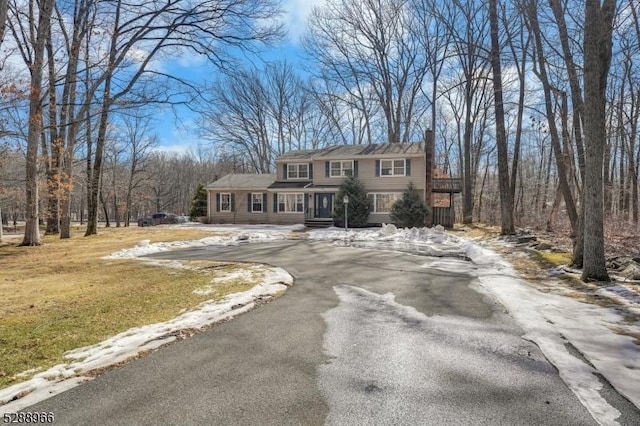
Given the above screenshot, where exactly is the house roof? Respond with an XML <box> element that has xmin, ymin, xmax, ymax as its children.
<box><xmin>278</xmin><ymin>142</ymin><xmax>425</xmax><ymax>161</ymax></box>
<box><xmin>268</xmin><ymin>181</ymin><xmax>311</xmax><ymax>189</ymax></box>
<box><xmin>206</xmin><ymin>173</ymin><xmax>276</xmax><ymax>189</ymax></box>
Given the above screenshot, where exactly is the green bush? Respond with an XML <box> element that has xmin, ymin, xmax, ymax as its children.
<box><xmin>190</xmin><ymin>183</ymin><xmax>208</xmax><ymax>220</ymax></box>
<box><xmin>390</xmin><ymin>183</ymin><xmax>428</xmax><ymax>228</ymax></box>
<box><xmin>333</xmin><ymin>176</ymin><xmax>372</xmax><ymax>227</ymax></box>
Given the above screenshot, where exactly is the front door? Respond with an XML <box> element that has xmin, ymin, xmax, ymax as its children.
<box><xmin>315</xmin><ymin>193</ymin><xmax>333</xmax><ymax>218</ymax></box>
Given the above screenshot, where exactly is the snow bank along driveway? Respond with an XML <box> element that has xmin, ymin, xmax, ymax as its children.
<box><xmin>1</xmin><ymin>223</ymin><xmax>639</xmax><ymax>425</ymax></box>
<box><xmin>0</xmin><ymin>228</ymin><xmax>295</xmax><ymax>413</ymax></box>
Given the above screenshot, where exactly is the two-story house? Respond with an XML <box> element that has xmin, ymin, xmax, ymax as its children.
<box><xmin>206</xmin><ymin>141</ymin><xmax>461</xmax><ymax>227</ymax></box>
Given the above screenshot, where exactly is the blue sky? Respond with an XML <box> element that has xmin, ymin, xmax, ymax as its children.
<box><xmin>153</xmin><ymin>0</ymin><xmax>324</xmax><ymax>155</ymax></box>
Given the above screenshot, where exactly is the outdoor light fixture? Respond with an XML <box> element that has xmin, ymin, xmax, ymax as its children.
<box><xmin>343</xmin><ymin>195</ymin><xmax>349</xmax><ymax>230</ymax></box>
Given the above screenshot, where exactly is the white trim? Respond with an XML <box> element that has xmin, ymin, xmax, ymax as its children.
<box><xmin>287</xmin><ymin>163</ymin><xmax>310</xmax><ymax>180</ymax></box>
<box><xmin>220</xmin><ymin>193</ymin><xmax>232</xmax><ymax>212</ymax></box>
<box><xmin>380</xmin><ymin>159</ymin><xmax>406</xmax><ymax>177</ymax></box>
<box><xmin>329</xmin><ymin>160</ymin><xmax>354</xmax><ymax>178</ymax></box>
<box><xmin>368</xmin><ymin>192</ymin><xmax>402</xmax><ymax>213</ymax></box>
<box><xmin>250</xmin><ymin>193</ymin><xmax>264</xmax><ymax>213</ymax></box>
<box><xmin>277</xmin><ymin>193</ymin><xmax>305</xmax><ymax>213</ymax></box>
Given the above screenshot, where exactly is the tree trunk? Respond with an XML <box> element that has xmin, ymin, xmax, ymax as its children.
<box><xmin>549</xmin><ymin>0</ymin><xmax>585</xmax><ymax>187</ymax></box>
<box><xmin>581</xmin><ymin>0</ymin><xmax>615</xmax><ymax>282</ymax></box>
<box><xmin>0</xmin><ymin>0</ymin><xmax>8</xmax><ymax>49</ymax></box>
<box><xmin>60</xmin><ymin>0</ymin><xmax>89</xmax><ymax>239</ymax></box>
<box><xmin>85</xmin><ymin>86</ymin><xmax>111</xmax><ymax>236</ymax></box>
<box><xmin>546</xmin><ymin>184</ymin><xmax>563</xmax><ymax>232</ymax></box>
<box><xmin>462</xmin><ymin>87</ymin><xmax>474</xmax><ymax>224</ymax></box>
<box><xmin>21</xmin><ymin>0</ymin><xmax>55</xmax><ymax>246</ymax></box>
<box><xmin>527</xmin><ymin>0</ymin><xmax>578</xmax><ymax>232</ymax></box>
<box><xmin>44</xmin><ymin>24</ymin><xmax>60</xmax><ymax>236</ymax></box>
<box><xmin>100</xmin><ymin>189</ymin><xmax>110</xmax><ymax>228</ymax></box>
<box><xmin>489</xmin><ymin>0</ymin><xmax>514</xmax><ymax>235</ymax></box>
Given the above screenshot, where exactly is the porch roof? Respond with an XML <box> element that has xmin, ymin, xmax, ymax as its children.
<box><xmin>206</xmin><ymin>173</ymin><xmax>276</xmax><ymax>190</ymax></box>
<box><xmin>306</xmin><ymin>184</ymin><xmax>340</xmax><ymax>189</ymax></box>
<box><xmin>268</xmin><ymin>181</ymin><xmax>312</xmax><ymax>189</ymax></box>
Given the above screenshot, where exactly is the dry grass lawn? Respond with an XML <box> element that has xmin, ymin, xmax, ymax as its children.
<box><xmin>0</xmin><ymin>226</ymin><xmax>260</xmax><ymax>389</ymax></box>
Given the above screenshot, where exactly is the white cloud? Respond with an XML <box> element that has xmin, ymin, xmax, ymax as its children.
<box><xmin>152</xmin><ymin>115</ymin><xmax>202</xmax><ymax>155</ymax></box>
<box><xmin>176</xmin><ymin>53</ymin><xmax>207</xmax><ymax>68</ymax></box>
<box><xmin>283</xmin><ymin>0</ymin><xmax>327</xmax><ymax>42</ymax></box>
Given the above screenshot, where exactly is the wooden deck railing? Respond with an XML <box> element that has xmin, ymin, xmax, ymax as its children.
<box><xmin>432</xmin><ymin>178</ymin><xmax>463</xmax><ymax>193</ymax></box>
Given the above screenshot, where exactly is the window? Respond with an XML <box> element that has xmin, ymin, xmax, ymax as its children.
<box><xmin>220</xmin><ymin>193</ymin><xmax>231</xmax><ymax>212</ymax></box>
<box><xmin>251</xmin><ymin>193</ymin><xmax>263</xmax><ymax>212</ymax></box>
<box><xmin>287</xmin><ymin>163</ymin><xmax>309</xmax><ymax>179</ymax></box>
<box><xmin>380</xmin><ymin>159</ymin><xmax>406</xmax><ymax>176</ymax></box>
<box><xmin>368</xmin><ymin>193</ymin><xmax>401</xmax><ymax>213</ymax></box>
<box><xmin>278</xmin><ymin>193</ymin><xmax>304</xmax><ymax>213</ymax></box>
<box><xmin>330</xmin><ymin>160</ymin><xmax>354</xmax><ymax>177</ymax></box>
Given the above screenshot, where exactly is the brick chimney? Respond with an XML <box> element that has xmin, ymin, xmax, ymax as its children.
<box><xmin>425</xmin><ymin>129</ymin><xmax>434</xmax><ymax>226</ymax></box>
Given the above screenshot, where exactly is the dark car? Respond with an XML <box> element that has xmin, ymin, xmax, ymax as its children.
<box><xmin>137</xmin><ymin>213</ymin><xmax>180</xmax><ymax>227</ymax></box>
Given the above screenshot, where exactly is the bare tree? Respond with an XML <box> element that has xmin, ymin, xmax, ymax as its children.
<box><xmin>581</xmin><ymin>0</ymin><xmax>616</xmax><ymax>282</ymax></box>
<box><xmin>201</xmin><ymin>62</ymin><xmax>315</xmax><ymax>172</ymax></box>
<box><xmin>440</xmin><ymin>0</ymin><xmax>491</xmax><ymax>224</ymax></box>
<box><xmin>8</xmin><ymin>0</ymin><xmax>56</xmax><ymax>245</ymax></box>
<box><xmin>0</xmin><ymin>0</ymin><xmax>7</xmax><ymax>51</ymax></box>
<box><xmin>119</xmin><ymin>114</ymin><xmax>157</xmax><ymax>226</ymax></box>
<box><xmin>525</xmin><ymin>0</ymin><xmax>579</xmax><ymax>235</ymax></box>
<box><xmin>305</xmin><ymin>0</ymin><xmax>431</xmax><ymax>144</ymax></box>
<box><xmin>83</xmin><ymin>0</ymin><xmax>284</xmax><ymax>236</ymax></box>
<box><xmin>489</xmin><ymin>0</ymin><xmax>514</xmax><ymax>234</ymax></box>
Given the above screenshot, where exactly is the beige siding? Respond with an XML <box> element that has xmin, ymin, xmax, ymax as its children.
<box><xmin>266</xmin><ymin>212</ymin><xmax>304</xmax><ymax>225</ymax></box>
<box><xmin>208</xmin><ymin>189</ymin><xmax>307</xmax><ymax>225</ymax></box>
<box><xmin>208</xmin><ymin>190</ymin><xmax>270</xmax><ymax>224</ymax></box>
<box><xmin>208</xmin><ymin>153</ymin><xmax>428</xmax><ymax>226</ymax></box>
<box><xmin>369</xmin><ymin>213</ymin><xmax>393</xmax><ymax>224</ymax></box>
<box><xmin>367</xmin><ymin>191</ymin><xmax>426</xmax><ymax>225</ymax></box>
<box><xmin>312</xmin><ymin>156</ymin><xmax>425</xmax><ymax>192</ymax></box>
<box><xmin>267</xmin><ymin>191</ymin><xmax>306</xmax><ymax>224</ymax></box>
<box><xmin>275</xmin><ymin>161</ymin><xmax>313</xmax><ymax>181</ymax></box>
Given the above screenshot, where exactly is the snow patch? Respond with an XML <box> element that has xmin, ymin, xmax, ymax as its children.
<box><xmin>3</xmin><ymin>223</ymin><xmax>639</xmax><ymax>421</ymax></box>
<box><xmin>0</xmin><ymin>267</ymin><xmax>293</xmax><ymax>414</ymax></box>
<box><xmin>311</xmin><ymin>224</ymin><xmax>640</xmax><ymax>421</ymax></box>
<box><xmin>459</xmin><ymin>240</ymin><xmax>639</xmax><ymax>425</ymax></box>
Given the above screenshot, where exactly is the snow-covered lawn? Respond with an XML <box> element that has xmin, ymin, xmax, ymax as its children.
<box><xmin>2</xmin><ymin>222</ymin><xmax>638</xmax><ymax>424</ymax></box>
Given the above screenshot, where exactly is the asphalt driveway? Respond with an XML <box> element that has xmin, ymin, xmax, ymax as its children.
<box><xmin>26</xmin><ymin>241</ymin><xmax>609</xmax><ymax>425</ymax></box>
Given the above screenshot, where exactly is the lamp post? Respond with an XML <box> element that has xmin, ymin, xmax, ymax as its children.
<box><xmin>343</xmin><ymin>195</ymin><xmax>349</xmax><ymax>230</ymax></box>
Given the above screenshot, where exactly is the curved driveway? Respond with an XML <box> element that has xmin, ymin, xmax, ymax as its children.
<box><xmin>29</xmin><ymin>241</ymin><xmax>600</xmax><ymax>425</ymax></box>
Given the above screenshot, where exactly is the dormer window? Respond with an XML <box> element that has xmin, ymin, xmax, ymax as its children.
<box><xmin>287</xmin><ymin>163</ymin><xmax>309</xmax><ymax>179</ymax></box>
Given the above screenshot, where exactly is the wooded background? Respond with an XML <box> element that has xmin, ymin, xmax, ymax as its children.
<box><xmin>0</xmin><ymin>0</ymin><xmax>637</xmax><ymax>279</ymax></box>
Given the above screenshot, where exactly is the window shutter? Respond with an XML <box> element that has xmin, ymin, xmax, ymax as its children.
<box><xmin>406</xmin><ymin>159</ymin><xmax>411</xmax><ymax>176</ymax></box>
<box><xmin>283</xmin><ymin>163</ymin><xmax>287</xmax><ymax>180</ymax></box>
<box><xmin>263</xmin><ymin>192</ymin><xmax>268</xmax><ymax>212</ymax></box>
<box><xmin>304</xmin><ymin>193</ymin><xmax>309</xmax><ymax>215</ymax></box>
<box><xmin>354</xmin><ymin>160</ymin><xmax>359</xmax><ymax>177</ymax></box>
<box><xmin>273</xmin><ymin>193</ymin><xmax>278</xmax><ymax>212</ymax></box>
<box><xmin>325</xmin><ymin>161</ymin><xmax>330</xmax><ymax>177</ymax></box>
<box><xmin>309</xmin><ymin>163</ymin><xmax>313</xmax><ymax>179</ymax></box>
<box><xmin>216</xmin><ymin>193</ymin><xmax>220</xmax><ymax>212</ymax></box>
<box><xmin>248</xmin><ymin>193</ymin><xmax>252</xmax><ymax>212</ymax></box>
<box><xmin>230</xmin><ymin>193</ymin><xmax>235</xmax><ymax>212</ymax></box>
<box><xmin>375</xmin><ymin>160</ymin><xmax>380</xmax><ymax>177</ymax></box>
